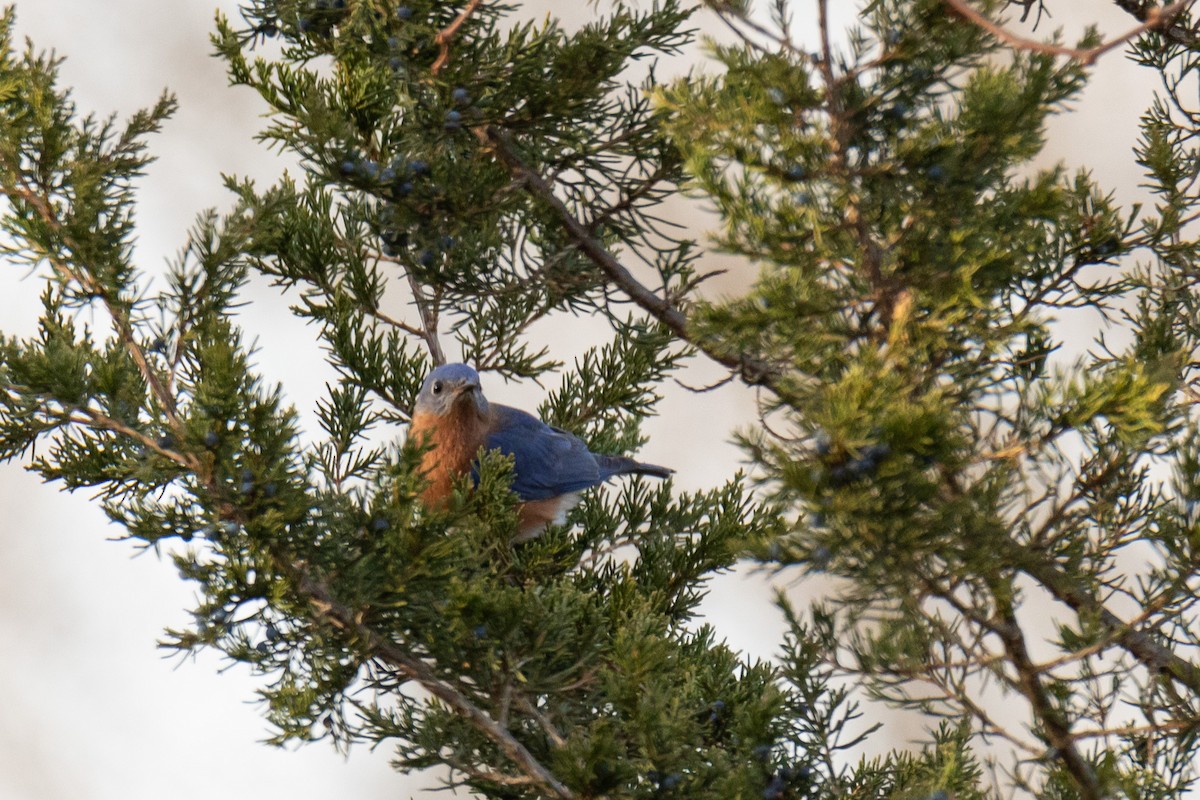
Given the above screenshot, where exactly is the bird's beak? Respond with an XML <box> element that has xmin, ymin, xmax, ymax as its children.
<box><xmin>452</xmin><ymin>381</ymin><xmax>487</xmax><ymax>415</ymax></box>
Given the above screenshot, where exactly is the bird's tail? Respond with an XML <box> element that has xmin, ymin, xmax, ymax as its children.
<box><xmin>596</xmin><ymin>454</ymin><xmax>674</xmax><ymax>481</ymax></box>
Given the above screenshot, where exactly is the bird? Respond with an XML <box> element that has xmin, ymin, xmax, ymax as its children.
<box><xmin>408</xmin><ymin>363</ymin><xmax>673</xmax><ymax>540</ymax></box>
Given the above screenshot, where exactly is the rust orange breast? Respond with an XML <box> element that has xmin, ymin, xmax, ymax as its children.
<box><xmin>410</xmin><ymin>408</ymin><xmax>487</xmax><ymax>506</ymax></box>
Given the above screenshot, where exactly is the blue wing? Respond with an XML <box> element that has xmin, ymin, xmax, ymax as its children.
<box><xmin>480</xmin><ymin>405</ymin><xmax>602</xmax><ymax>501</ymax></box>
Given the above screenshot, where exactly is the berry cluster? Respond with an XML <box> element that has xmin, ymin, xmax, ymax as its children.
<box><xmin>343</xmin><ymin>153</ymin><xmax>430</xmax><ymax>197</ymax></box>
<box><xmin>827</xmin><ymin>441</ymin><xmax>891</xmax><ymax>485</ymax></box>
<box><xmin>296</xmin><ymin>0</ymin><xmax>350</xmax><ymax>36</ymax></box>
<box><xmin>811</xmin><ymin>429</ymin><xmax>893</xmax><ymax>487</ymax></box>
<box><xmin>444</xmin><ymin>85</ymin><xmax>474</xmax><ymax>131</ymax></box>
<box><xmin>645</xmin><ymin>769</ymin><xmax>683</xmax><ymax>792</ymax></box>
<box><xmin>761</xmin><ymin>763</ymin><xmax>814</xmax><ymax>800</ymax></box>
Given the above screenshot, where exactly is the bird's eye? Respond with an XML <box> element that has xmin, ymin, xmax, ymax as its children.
<box><xmin>431</xmin><ymin>381</ymin><xmax>443</xmax><ymax>395</ymax></box>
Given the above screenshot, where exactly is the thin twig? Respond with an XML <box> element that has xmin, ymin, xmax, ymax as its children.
<box><xmin>934</xmin><ymin>466</ymin><xmax>1200</xmax><ymax>701</ymax></box>
<box><xmin>944</xmin><ymin>0</ymin><xmax>1196</xmax><ymax>65</ymax></box>
<box><xmin>673</xmin><ymin>372</ymin><xmax>736</xmax><ymax>393</ymax></box>
<box><xmin>450</xmin><ymin>765</ymin><xmax>541</xmax><ymax>789</ymax></box>
<box><xmin>815</xmin><ymin>0</ymin><xmax>894</xmax><ymax>329</ymax></box>
<box><xmin>432</xmin><ymin>0</ymin><xmax>484</xmax><ymax>75</ymax></box>
<box><xmin>360</xmin><ymin>296</ymin><xmax>429</xmax><ymax>340</ymax></box>
<box><xmin>1020</xmin><ymin>555</ymin><xmax>1200</xmax><ymax>697</ymax></box>
<box><xmin>67</xmin><ymin>408</ymin><xmax>192</xmax><ymax>468</ymax></box>
<box><xmin>405</xmin><ymin>272</ymin><xmax>446</xmax><ymax>365</ymax></box>
<box><xmin>708</xmin><ymin>2</ymin><xmax>807</xmax><ymax>58</ymax></box>
<box><xmin>1069</xmin><ymin>718</ymin><xmax>1194</xmax><ymax>741</ymax></box>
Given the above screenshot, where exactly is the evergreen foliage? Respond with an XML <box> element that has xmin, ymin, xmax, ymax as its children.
<box><xmin>3</xmin><ymin>0</ymin><xmax>1200</xmax><ymax>798</ymax></box>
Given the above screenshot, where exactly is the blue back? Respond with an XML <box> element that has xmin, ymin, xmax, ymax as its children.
<box><xmin>481</xmin><ymin>405</ymin><xmax>603</xmax><ymax>501</ymax></box>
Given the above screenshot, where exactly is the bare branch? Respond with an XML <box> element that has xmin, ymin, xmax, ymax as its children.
<box><xmin>993</xmin><ymin>599</ymin><xmax>1103</xmax><ymax>800</ymax></box>
<box><xmin>517</xmin><ymin>694</ymin><xmax>567</xmax><ymax>748</ymax></box>
<box><xmin>945</xmin><ymin>0</ymin><xmax>1197</xmax><ymax>65</ymax></box>
<box><xmin>361</xmin><ymin>302</ymin><xmax>428</xmax><ymax>340</ymax></box>
<box><xmin>68</xmin><ymin>407</ymin><xmax>192</xmax><ymax>468</ymax></box>
<box><xmin>405</xmin><ymin>272</ymin><xmax>446</xmax><ymax>365</ymax></box>
<box><xmin>432</xmin><ymin>0</ymin><xmax>484</xmax><ymax>76</ymax></box>
<box><xmin>451</xmin><ymin>765</ymin><xmax>542</xmax><ymax>789</ymax></box>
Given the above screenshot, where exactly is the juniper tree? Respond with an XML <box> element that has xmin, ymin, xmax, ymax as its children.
<box><xmin>3</xmin><ymin>0</ymin><xmax>1200</xmax><ymax>799</ymax></box>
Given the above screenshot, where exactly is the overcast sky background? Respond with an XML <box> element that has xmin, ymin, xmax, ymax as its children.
<box><xmin>0</xmin><ymin>1</ymin><xmax>1159</xmax><ymax>798</ymax></box>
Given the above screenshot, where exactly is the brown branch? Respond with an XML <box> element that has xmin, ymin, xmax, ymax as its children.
<box><xmin>909</xmin><ymin>575</ymin><xmax>1056</xmax><ymax>757</ymax></box>
<box><xmin>405</xmin><ymin>272</ymin><xmax>446</xmax><ymax>365</ymax></box>
<box><xmin>935</xmin><ymin>467</ymin><xmax>1200</xmax><ymax>701</ymax></box>
<box><xmin>476</xmin><ymin>127</ymin><xmax>686</xmax><ymax>330</ymax></box>
<box><xmin>362</xmin><ymin>303</ymin><xmax>427</xmax><ymax>340</ymax></box>
<box><xmin>432</xmin><ymin>0</ymin><xmax>484</xmax><ymax>76</ymax></box>
<box><xmin>472</xmin><ymin>124</ymin><xmax>780</xmax><ymax>387</ymax></box>
<box><xmin>815</xmin><ymin>0</ymin><xmax>895</xmax><ymax>329</ymax></box>
<box><xmin>67</xmin><ymin>408</ymin><xmax>192</xmax><ymax>468</ymax></box>
<box><xmin>1020</xmin><ymin>557</ymin><xmax>1200</xmax><ymax>697</ymax></box>
<box><xmin>352</xmin><ymin>262</ymin><xmax>431</xmax><ymax>341</ymax></box>
<box><xmin>584</xmin><ymin>163</ymin><xmax>672</xmax><ymax>234</ymax></box>
<box><xmin>945</xmin><ymin>0</ymin><xmax>1197</xmax><ymax>65</ymax></box>
<box><xmin>814</xmin><ymin>0</ymin><xmax>844</xmax><ymax>173</ymax></box>
<box><xmin>1069</xmin><ymin>718</ymin><xmax>1195</xmax><ymax>741</ymax></box>
<box><xmin>892</xmin><ymin>666</ymin><xmax>1045</xmax><ymax>756</ymax></box>
<box><xmin>992</xmin><ymin>599</ymin><xmax>1103</xmax><ymax>800</ymax></box>
<box><xmin>452</xmin><ymin>765</ymin><xmax>542</xmax><ymax>789</ymax></box>
<box><xmin>1030</xmin><ymin>562</ymin><xmax>1200</xmax><ymax>675</ymax></box>
<box><xmin>297</xmin><ymin>574</ymin><xmax>576</xmax><ymax>800</ymax></box>
<box><xmin>516</xmin><ymin>695</ymin><xmax>567</xmax><ymax>748</ymax></box>
<box><xmin>706</xmin><ymin>2</ymin><xmax>807</xmax><ymax>58</ymax></box>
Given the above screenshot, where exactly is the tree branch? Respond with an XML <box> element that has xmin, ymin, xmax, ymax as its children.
<box><xmin>432</xmin><ymin>0</ymin><xmax>484</xmax><ymax>76</ymax></box>
<box><xmin>1</xmin><ymin>177</ymin><xmax>196</xmax><ymax>468</ymax></box>
<box><xmin>473</xmin><ymin>124</ymin><xmax>780</xmax><ymax>388</ymax></box>
<box><xmin>451</xmin><ymin>764</ymin><xmax>542</xmax><ymax>789</ymax></box>
<box><xmin>992</xmin><ymin>598</ymin><xmax>1103</xmax><ymax>800</ymax></box>
<box><xmin>405</xmin><ymin>272</ymin><xmax>446</xmax><ymax>365</ymax></box>
<box><xmin>1021</xmin><ymin>557</ymin><xmax>1200</xmax><ymax>697</ymax></box>
<box><xmin>516</xmin><ymin>694</ymin><xmax>567</xmax><ymax>748</ymax></box>
<box><xmin>937</xmin><ymin>469</ymin><xmax>1200</xmax><ymax>700</ymax></box>
<box><xmin>67</xmin><ymin>407</ymin><xmax>192</xmax><ymax>468</ymax></box>
<box><xmin>946</xmin><ymin>0</ymin><xmax>1197</xmax><ymax>65</ymax></box>
<box><xmin>816</xmin><ymin>0</ymin><xmax>895</xmax><ymax>329</ymax></box>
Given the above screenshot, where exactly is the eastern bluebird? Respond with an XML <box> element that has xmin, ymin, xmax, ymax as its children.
<box><xmin>409</xmin><ymin>363</ymin><xmax>673</xmax><ymax>540</ymax></box>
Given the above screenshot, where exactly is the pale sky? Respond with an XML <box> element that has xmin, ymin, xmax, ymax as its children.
<box><xmin>0</xmin><ymin>2</ymin><xmax>1159</xmax><ymax>798</ymax></box>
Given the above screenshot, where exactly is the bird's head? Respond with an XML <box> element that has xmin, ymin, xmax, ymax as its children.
<box><xmin>414</xmin><ymin>363</ymin><xmax>488</xmax><ymax>418</ymax></box>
